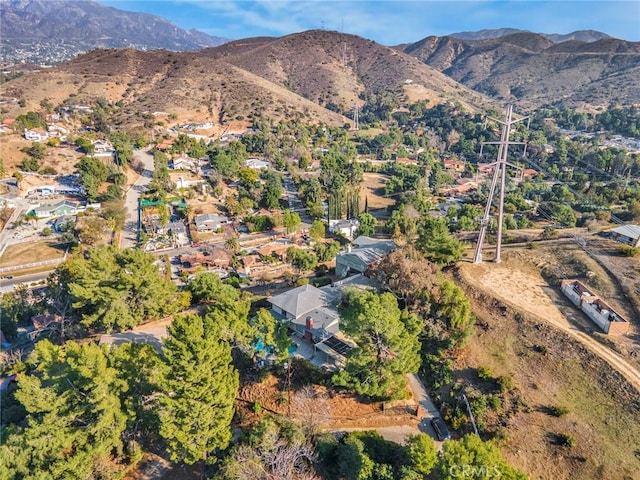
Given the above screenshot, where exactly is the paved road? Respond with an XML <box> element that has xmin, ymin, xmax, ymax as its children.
<box><xmin>0</xmin><ymin>196</ymin><xmax>30</xmax><ymax>254</ymax></box>
<box><xmin>0</xmin><ymin>270</ymin><xmax>53</xmax><ymax>293</ymax></box>
<box><xmin>121</xmin><ymin>150</ymin><xmax>155</xmax><ymax>249</ymax></box>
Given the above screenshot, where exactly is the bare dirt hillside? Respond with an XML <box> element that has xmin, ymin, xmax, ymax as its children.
<box><xmin>402</xmin><ymin>32</ymin><xmax>640</xmax><ymax>109</ymax></box>
<box><xmin>451</xmin><ymin>245</ymin><xmax>640</xmax><ymax>479</ymax></box>
<box><xmin>0</xmin><ymin>31</ymin><xmax>495</xmax><ymax>129</ymax></box>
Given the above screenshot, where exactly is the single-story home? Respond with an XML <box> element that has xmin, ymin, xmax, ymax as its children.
<box><xmin>92</xmin><ymin>140</ymin><xmax>114</xmax><ymax>155</ymax></box>
<box><xmin>170</xmin><ymin>156</ymin><xmax>198</xmax><ymax>171</ymax></box>
<box><xmin>609</xmin><ymin>225</ymin><xmax>640</xmax><ymax>247</ymax></box>
<box><xmin>180</xmin><ymin>249</ymin><xmax>232</xmax><ymax>271</ymax></box>
<box><xmin>24</xmin><ymin>128</ymin><xmax>48</xmax><ymax>142</ymax></box>
<box><xmin>560</xmin><ymin>280</ymin><xmax>630</xmax><ymax>335</ymax></box>
<box><xmin>47</xmin><ymin>124</ymin><xmax>70</xmax><ymax>139</ymax></box>
<box><xmin>194</xmin><ymin>213</ymin><xmax>230</xmax><ymax>233</ymax></box>
<box><xmin>443</xmin><ymin>159</ymin><xmax>465</xmax><ymax>173</ymax></box>
<box><xmin>245</xmin><ymin>158</ymin><xmax>269</xmax><ymax>170</ymax></box>
<box><xmin>336</xmin><ymin>236</ymin><xmax>398</xmax><ymax>278</ymax></box>
<box><xmin>32</xmin><ymin>200</ymin><xmax>80</xmax><ymax>219</ymax></box>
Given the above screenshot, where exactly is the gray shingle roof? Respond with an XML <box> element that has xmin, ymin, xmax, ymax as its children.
<box><xmin>268</xmin><ymin>284</ymin><xmax>331</xmax><ymax>319</ymax></box>
<box><xmin>611</xmin><ymin>224</ymin><xmax>640</xmax><ymax>240</ymax></box>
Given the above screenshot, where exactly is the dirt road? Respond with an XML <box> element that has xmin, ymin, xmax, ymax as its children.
<box><xmin>460</xmin><ymin>262</ymin><xmax>640</xmax><ymax>394</ymax></box>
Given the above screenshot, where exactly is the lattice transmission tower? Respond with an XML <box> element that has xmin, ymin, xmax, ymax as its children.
<box><xmin>473</xmin><ymin>104</ymin><xmax>529</xmax><ymax>264</ymax></box>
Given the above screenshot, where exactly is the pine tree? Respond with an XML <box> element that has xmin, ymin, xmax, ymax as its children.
<box><xmin>0</xmin><ymin>340</ymin><xmax>127</xmax><ymax>479</ymax></box>
<box><xmin>332</xmin><ymin>291</ymin><xmax>421</xmax><ymax>399</ymax></box>
<box><xmin>158</xmin><ymin>314</ymin><xmax>239</xmax><ymax>469</ymax></box>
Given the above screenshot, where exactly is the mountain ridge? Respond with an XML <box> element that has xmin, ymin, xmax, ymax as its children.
<box><xmin>0</xmin><ymin>0</ymin><xmax>228</xmax><ymax>65</ymax></box>
<box><xmin>448</xmin><ymin>28</ymin><xmax>612</xmax><ymax>43</ymax></box>
<box><xmin>401</xmin><ymin>32</ymin><xmax>640</xmax><ymax>108</ymax></box>
<box><xmin>0</xmin><ymin>30</ymin><xmax>493</xmax><ymax>130</ymax></box>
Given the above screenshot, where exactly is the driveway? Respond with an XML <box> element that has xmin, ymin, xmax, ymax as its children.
<box><xmin>121</xmin><ymin>150</ymin><xmax>155</xmax><ymax>249</ymax></box>
<box><xmin>406</xmin><ymin>373</ymin><xmax>444</xmax><ymax>447</ymax></box>
<box><xmin>324</xmin><ymin>374</ymin><xmax>444</xmax><ymax>448</ymax></box>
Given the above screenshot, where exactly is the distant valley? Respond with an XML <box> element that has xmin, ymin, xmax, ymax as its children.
<box><xmin>0</xmin><ymin>0</ymin><xmax>227</xmax><ymax>65</ymax></box>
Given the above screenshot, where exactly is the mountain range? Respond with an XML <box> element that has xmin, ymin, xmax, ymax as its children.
<box><xmin>0</xmin><ymin>0</ymin><xmax>639</xmax><ymax>123</ymax></box>
<box><xmin>0</xmin><ymin>30</ymin><xmax>492</xmax><ymax>129</ymax></box>
<box><xmin>400</xmin><ymin>32</ymin><xmax>640</xmax><ymax>109</ymax></box>
<box><xmin>447</xmin><ymin>28</ymin><xmax>611</xmax><ymax>43</ymax></box>
<box><xmin>0</xmin><ymin>0</ymin><xmax>227</xmax><ymax>65</ymax></box>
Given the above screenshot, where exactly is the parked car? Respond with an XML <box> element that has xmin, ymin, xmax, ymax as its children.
<box><xmin>431</xmin><ymin>417</ymin><xmax>451</xmax><ymax>441</ymax></box>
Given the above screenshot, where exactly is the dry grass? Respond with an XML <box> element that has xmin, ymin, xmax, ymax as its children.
<box><xmin>453</xmin><ymin>245</ymin><xmax>640</xmax><ymax>480</ymax></box>
<box><xmin>0</xmin><ymin>136</ymin><xmax>83</xmax><ymax>178</ymax></box>
<box><xmin>360</xmin><ymin>172</ymin><xmax>395</xmax><ymax>211</ymax></box>
<box><xmin>0</xmin><ymin>240</ymin><xmax>67</xmax><ymax>268</ymax></box>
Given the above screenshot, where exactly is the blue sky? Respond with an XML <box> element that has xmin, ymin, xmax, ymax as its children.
<box><xmin>99</xmin><ymin>1</ymin><xmax>640</xmax><ymax>44</ymax></box>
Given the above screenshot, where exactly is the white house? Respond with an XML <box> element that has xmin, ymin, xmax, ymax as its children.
<box><xmin>92</xmin><ymin>140</ymin><xmax>115</xmax><ymax>157</ymax></box>
<box><xmin>194</xmin><ymin>213</ymin><xmax>230</xmax><ymax>233</ymax></box>
<box><xmin>329</xmin><ymin>219</ymin><xmax>359</xmax><ymax>240</ymax></box>
<box><xmin>47</xmin><ymin>124</ymin><xmax>70</xmax><ymax>140</ymax></box>
<box><xmin>245</xmin><ymin>158</ymin><xmax>269</xmax><ymax>170</ymax></box>
<box><xmin>24</xmin><ymin>128</ymin><xmax>49</xmax><ymax>142</ymax></box>
<box><xmin>609</xmin><ymin>225</ymin><xmax>640</xmax><ymax>247</ymax></box>
<box><xmin>170</xmin><ymin>157</ymin><xmax>198</xmax><ymax>171</ymax></box>
<box><xmin>560</xmin><ymin>280</ymin><xmax>630</xmax><ymax>335</ymax></box>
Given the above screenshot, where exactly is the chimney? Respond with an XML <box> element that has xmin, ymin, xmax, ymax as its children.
<box><xmin>305</xmin><ymin>316</ymin><xmax>313</xmax><ymax>342</ymax></box>
<box><xmin>347</xmin><ymin>245</ymin><xmax>352</xmax><ymax>253</ymax></box>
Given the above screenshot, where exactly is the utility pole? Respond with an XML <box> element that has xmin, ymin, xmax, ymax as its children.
<box><xmin>353</xmin><ymin>102</ymin><xmax>359</xmax><ymax>131</ymax></box>
<box><xmin>473</xmin><ymin>105</ymin><xmax>528</xmax><ymax>263</ymax></box>
<box><xmin>286</xmin><ymin>360</ymin><xmax>292</xmax><ymax>417</ymax></box>
<box><xmin>463</xmin><ymin>394</ymin><xmax>479</xmax><ymax>436</ymax></box>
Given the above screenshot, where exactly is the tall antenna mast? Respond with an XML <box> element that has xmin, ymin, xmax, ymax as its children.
<box><xmin>473</xmin><ymin>105</ymin><xmax>528</xmax><ymax>263</ymax></box>
<box><xmin>353</xmin><ymin>101</ymin><xmax>359</xmax><ymax>130</ymax></box>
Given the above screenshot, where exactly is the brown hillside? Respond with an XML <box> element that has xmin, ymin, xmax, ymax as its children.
<box><xmin>402</xmin><ymin>33</ymin><xmax>640</xmax><ymax>109</ymax></box>
<box><xmin>0</xmin><ymin>30</ymin><xmax>495</xmax><ymax>128</ymax></box>
<box><xmin>0</xmin><ymin>46</ymin><xmax>348</xmax><ymax>127</ymax></box>
<box><xmin>216</xmin><ymin>30</ymin><xmax>492</xmax><ymax>112</ymax></box>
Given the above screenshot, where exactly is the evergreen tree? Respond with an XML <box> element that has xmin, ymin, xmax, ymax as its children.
<box><xmin>0</xmin><ymin>340</ymin><xmax>127</xmax><ymax>479</ymax></box>
<box><xmin>332</xmin><ymin>291</ymin><xmax>421</xmax><ymax>399</ymax></box>
<box><xmin>157</xmin><ymin>314</ymin><xmax>239</xmax><ymax>469</ymax></box>
<box><xmin>65</xmin><ymin>246</ymin><xmax>178</xmax><ymax>332</ymax></box>
<box><xmin>416</xmin><ymin>217</ymin><xmax>464</xmax><ymax>265</ymax></box>
<box><xmin>405</xmin><ymin>433</ymin><xmax>437</xmax><ymax>476</ymax></box>
<box><xmin>357</xmin><ymin>212</ymin><xmax>377</xmax><ymax>237</ymax></box>
<box><xmin>436</xmin><ymin>435</ymin><xmax>528</xmax><ymax>480</ymax></box>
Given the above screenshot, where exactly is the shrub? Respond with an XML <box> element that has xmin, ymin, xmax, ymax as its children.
<box><xmin>551</xmin><ymin>405</ymin><xmax>570</xmax><ymax>417</ymax></box>
<box><xmin>442</xmin><ymin>403</ymin><xmax>467</xmax><ymax>430</ymax></box>
<box><xmin>558</xmin><ymin>433</ymin><xmax>575</xmax><ymax>447</ymax></box>
<box><xmin>619</xmin><ymin>245</ymin><xmax>639</xmax><ymax>257</ymax></box>
<box><xmin>252</xmin><ymin>402</ymin><xmax>262</xmax><ymax>414</ymax></box>
<box><xmin>489</xmin><ymin>394</ymin><xmax>502</xmax><ymax>411</ymax></box>
<box><xmin>496</xmin><ymin>375</ymin><xmax>514</xmax><ymax>393</ymax></box>
<box><xmin>533</xmin><ymin>344</ymin><xmax>548</xmax><ymax>355</ymax></box>
<box><xmin>477</xmin><ymin>366</ymin><xmax>493</xmax><ymax>380</ymax></box>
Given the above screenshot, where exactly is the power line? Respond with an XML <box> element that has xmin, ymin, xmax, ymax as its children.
<box><xmin>473</xmin><ymin>105</ymin><xmax>529</xmax><ymax>264</ymax></box>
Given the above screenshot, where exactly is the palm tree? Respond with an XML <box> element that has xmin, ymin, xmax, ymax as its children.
<box><xmin>225</xmin><ymin>236</ymin><xmax>240</xmax><ymax>254</ymax></box>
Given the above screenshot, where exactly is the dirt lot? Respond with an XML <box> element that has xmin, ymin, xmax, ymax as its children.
<box><xmin>1</xmin><ymin>135</ymin><xmax>82</xmax><ymax>180</ymax></box>
<box><xmin>0</xmin><ymin>240</ymin><xmax>67</xmax><ymax>268</ymax></box>
<box><xmin>360</xmin><ymin>172</ymin><xmax>395</xmax><ymax>211</ymax></box>
<box><xmin>452</xmin><ymin>244</ymin><xmax>640</xmax><ymax>480</ymax></box>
